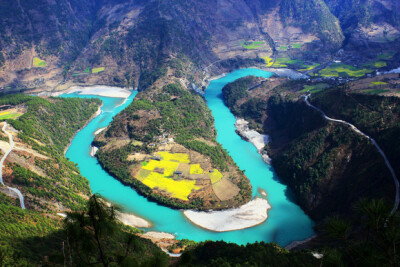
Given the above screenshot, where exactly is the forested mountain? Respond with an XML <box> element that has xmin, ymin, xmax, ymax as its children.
<box><xmin>221</xmin><ymin>75</ymin><xmax>400</xmax><ymax>221</ymax></box>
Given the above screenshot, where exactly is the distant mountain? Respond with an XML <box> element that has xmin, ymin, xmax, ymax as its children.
<box><xmin>1</xmin><ymin>0</ymin><xmax>398</xmax><ymax>92</ymax></box>
<box><xmin>325</xmin><ymin>0</ymin><xmax>400</xmax><ymax>46</ymax></box>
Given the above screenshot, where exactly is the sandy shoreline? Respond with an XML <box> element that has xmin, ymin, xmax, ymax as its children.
<box><xmin>47</xmin><ymin>85</ymin><xmax>133</xmax><ymax>98</ymax></box>
<box><xmin>94</xmin><ymin>127</ymin><xmax>106</xmax><ymax>135</ymax></box>
<box><xmin>235</xmin><ymin>118</ymin><xmax>271</xmax><ymax>164</ymax></box>
<box><xmin>90</xmin><ymin>146</ymin><xmax>98</xmax><ymax>157</ymax></box>
<box><xmin>262</xmin><ymin>67</ymin><xmax>307</xmax><ymax>79</ymax></box>
<box><xmin>116</xmin><ymin>211</ymin><xmax>152</xmax><ymax>228</ymax></box>
<box><xmin>183</xmin><ymin>198</ymin><xmax>271</xmax><ymax>232</ymax></box>
<box><xmin>141</xmin><ymin>231</ymin><xmax>175</xmax><ymax>240</ymax></box>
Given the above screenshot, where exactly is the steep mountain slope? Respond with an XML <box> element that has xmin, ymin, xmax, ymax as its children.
<box><xmin>0</xmin><ymin>0</ymin><xmax>350</xmax><ymax>92</ymax></box>
<box><xmin>221</xmin><ymin>77</ymin><xmax>398</xmax><ymax>220</ymax></box>
<box><xmin>0</xmin><ymin>94</ymin><xmax>101</xmax><ymax>211</ymax></box>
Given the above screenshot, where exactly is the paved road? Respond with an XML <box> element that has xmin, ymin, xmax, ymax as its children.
<box><xmin>304</xmin><ymin>94</ymin><xmax>399</xmax><ymax>215</ymax></box>
<box><xmin>1</xmin><ymin>122</ymin><xmax>25</xmax><ymax>209</ymax></box>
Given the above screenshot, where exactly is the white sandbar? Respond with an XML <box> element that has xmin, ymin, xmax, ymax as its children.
<box><xmin>94</xmin><ymin>127</ymin><xmax>106</xmax><ymax>136</ymax></box>
<box><xmin>116</xmin><ymin>211</ymin><xmax>152</xmax><ymax>228</ymax></box>
<box><xmin>235</xmin><ymin>118</ymin><xmax>271</xmax><ymax>164</ymax></box>
<box><xmin>183</xmin><ymin>198</ymin><xmax>271</xmax><ymax>232</ymax></box>
<box><xmin>60</xmin><ymin>85</ymin><xmax>132</xmax><ymax>98</ymax></box>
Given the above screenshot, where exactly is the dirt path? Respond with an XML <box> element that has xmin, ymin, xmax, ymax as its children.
<box><xmin>304</xmin><ymin>94</ymin><xmax>399</xmax><ymax>215</ymax></box>
<box><xmin>0</xmin><ymin>122</ymin><xmax>25</xmax><ymax>209</ymax></box>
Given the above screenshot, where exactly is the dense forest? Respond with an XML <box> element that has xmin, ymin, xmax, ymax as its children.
<box><xmin>222</xmin><ymin>78</ymin><xmax>397</xmax><ymax>220</ymax></box>
<box><xmin>0</xmin><ymin>193</ymin><xmax>169</xmax><ymax>266</ymax></box>
<box><xmin>2</xmin><ymin>190</ymin><xmax>398</xmax><ymax>266</ymax></box>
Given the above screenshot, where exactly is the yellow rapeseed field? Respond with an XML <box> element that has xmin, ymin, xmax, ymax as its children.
<box><xmin>190</xmin><ymin>164</ymin><xmax>203</xmax><ymax>175</ymax></box>
<box><xmin>208</xmin><ymin>169</ymin><xmax>223</xmax><ymax>184</ymax></box>
<box><xmin>142</xmin><ymin>160</ymin><xmax>179</xmax><ymax>176</ymax></box>
<box><xmin>142</xmin><ymin>172</ymin><xmax>199</xmax><ymax>200</ymax></box>
<box><xmin>92</xmin><ymin>67</ymin><xmax>105</xmax><ymax>74</ymax></box>
<box><xmin>33</xmin><ymin>57</ymin><xmax>46</xmax><ymax>67</ymax></box>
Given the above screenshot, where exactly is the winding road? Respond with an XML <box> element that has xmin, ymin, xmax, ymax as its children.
<box><xmin>0</xmin><ymin>122</ymin><xmax>25</xmax><ymax>209</ymax></box>
<box><xmin>304</xmin><ymin>94</ymin><xmax>399</xmax><ymax>215</ymax></box>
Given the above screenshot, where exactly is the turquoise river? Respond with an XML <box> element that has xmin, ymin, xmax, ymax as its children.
<box><xmin>63</xmin><ymin>68</ymin><xmax>314</xmax><ymax>246</ymax></box>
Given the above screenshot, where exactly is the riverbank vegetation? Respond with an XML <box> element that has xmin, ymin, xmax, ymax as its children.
<box><xmin>0</xmin><ymin>94</ymin><xmax>101</xmax><ymax>211</ymax></box>
<box><xmin>0</xmin><ymin>193</ymin><xmax>169</xmax><ymax>266</ymax></box>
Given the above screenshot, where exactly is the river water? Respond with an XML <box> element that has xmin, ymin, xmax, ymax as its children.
<box><xmin>62</xmin><ymin>68</ymin><xmax>314</xmax><ymax>246</ymax></box>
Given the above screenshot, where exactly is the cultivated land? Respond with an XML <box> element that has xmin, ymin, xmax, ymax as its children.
<box><xmin>94</xmin><ymin>83</ymin><xmax>252</xmax><ymax>210</ymax></box>
<box><xmin>96</xmin><ymin>133</ymin><xmax>244</xmax><ymax>209</ymax></box>
<box><xmin>0</xmin><ymin>107</ymin><xmax>25</xmax><ymax>120</ymax></box>
<box><xmin>32</xmin><ymin>57</ymin><xmax>46</xmax><ymax>68</ymax></box>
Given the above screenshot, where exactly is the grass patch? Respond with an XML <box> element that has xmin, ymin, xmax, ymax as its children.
<box><xmin>364</xmin><ymin>89</ymin><xmax>390</xmax><ymax>95</ymax></box>
<box><xmin>84</xmin><ymin>67</ymin><xmax>91</xmax><ymax>73</ymax></box>
<box><xmin>278</xmin><ymin>46</ymin><xmax>288</xmax><ymax>50</ymax></box>
<box><xmin>300</xmin><ymin>83</ymin><xmax>329</xmax><ymax>93</ymax></box>
<box><xmin>377</xmin><ymin>52</ymin><xmax>396</xmax><ymax>60</ymax></box>
<box><xmin>318</xmin><ymin>63</ymin><xmax>372</xmax><ymax>77</ymax></box>
<box><xmin>262</xmin><ymin>57</ymin><xmax>298</xmax><ymax>68</ymax></box>
<box><xmin>299</xmin><ymin>63</ymin><xmax>320</xmax><ymax>72</ymax></box>
<box><xmin>273</xmin><ymin>58</ymin><xmax>297</xmax><ymax>67</ymax></box>
<box><xmin>363</xmin><ymin>61</ymin><xmax>388</xmax><ymax>68</ymax></box>
<box><xmin>208</xmin><ymin>169</ymin><xmax>223</xmax><ymax>184</ymax></box>
<box><xmin>190</xmin><ymin>164</ymin><xmax>203</xmax><ymax>175</ymax></box>
<box><xmin>0</xmin><ymin>111</ymin><xmax>23</xmax><ymax>120</ymax></box>
<box><xmin>242</xmin><ymin>41</ymin><xmax>264</xmax><ymax>50</ymax></box>
<box><xmin>33</xmin><ymin>57</ymin><xmax>46</xmax><ymax>68</ymax></box>
<box><xmin>136</xmin><ymin>169</ymin><xmax>152</xmax><ymax>181</ymax></box>
<box><xmin>292</xmin><ymin>44</ymin><xmax>302</xmax><ymax>49</ymax></box>
<box><xmin>142</xmin><ymin>172</ymin><xmax>199</xmax><ymax>200</ymax></box>
<box><xmin>374</xmin><ymin>61</ymin><xmax>387</xmax><ymax>68</ymax></box>
<box><xmin>92</xmin><ymin>67</ymin><xmax>105</xmax><ymax>74</ymax></box>
<box><xmin>142</xmin><ymin>161</ymin><xmax>148</xmax><ymax>167</ymax></box>
<box><xmin>371</xmin><ymin>81</ymin><xmax>388</xmax><ymax>86</ymax></box>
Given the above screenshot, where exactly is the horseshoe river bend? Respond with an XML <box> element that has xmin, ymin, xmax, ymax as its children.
<box><xmin>61</xmin><ymin>68</ymin><xmax>314</xmax><ymax>246</ymax></box>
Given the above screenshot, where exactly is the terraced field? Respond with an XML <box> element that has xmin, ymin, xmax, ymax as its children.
<box><xmin>0</xmin><ymin>110</ymin><xmax>24</xmax><ymax>120</ymax></box>
<box><xmin>135</xmin><ymin>152</ymin><xmax>224</xmax><ymax>201</ymax></box>
<box><xmin>208</xmin><ymin>169</ymin><xmax>223</xmax><ymax>184</ymax></box>
<box><xmin>317</xmin><ymin>63</ymin><xmax>373</xmax><ymax>77</ymax></box>
<box><xmin>262</xmin><ymin>57</ymin><xmax>299</xmax><ymax>68</ymax></box>
<box><xmin>33</xmin><ymin>57</ymin><xmax>46</xmax><ymax>68</ymax></box>
<box><xmin>241</xmin><ymin>41</ymin><xmax>264</xmax><ymax>50</ymax></box>
<box><xmin>92</xmin><ymin>67</ymin><xmax>105</xmax><ymax>74</ymax></box>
